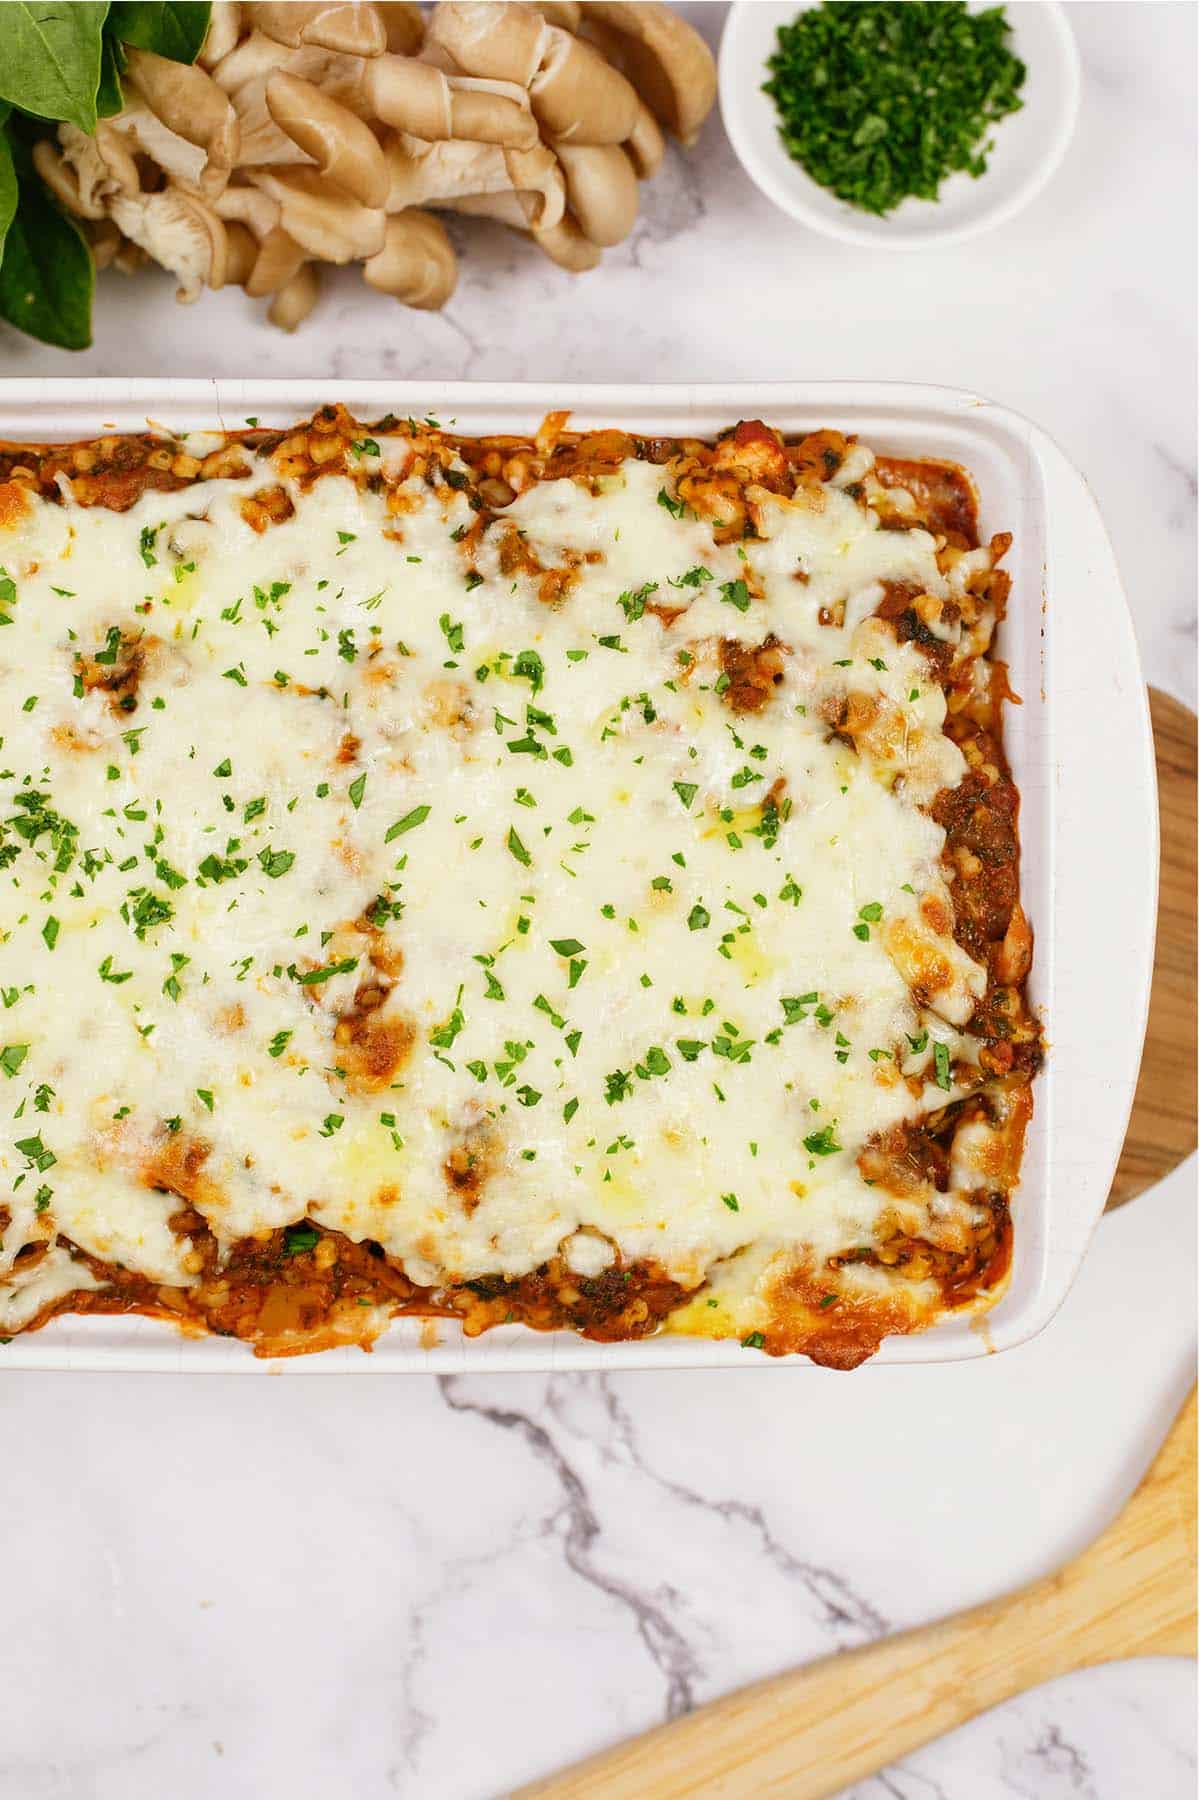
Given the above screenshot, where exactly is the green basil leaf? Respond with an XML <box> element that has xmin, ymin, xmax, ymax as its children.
<box><xmin>107</xmin><ymin>2</ymin><xmax>212</xmax><ymax>64</ymax></box>
<box><xmin>0</xmin><ymin>3</ymin><xmax>108</xmax><ymax>134</ymax></box>
<box><xmin>0</xmin><ymin>127</ymin><xmax>93</xmax><ymax>350</ymax></box>
<box><xmin>0</xmin><ymin>124</ymin><xmax>17</xmax><ymax>268</ymax></box>
<box><xmin>97</xmin><ymin>33</ymin><xmax>127</xmax><ymax>118</ymax></box>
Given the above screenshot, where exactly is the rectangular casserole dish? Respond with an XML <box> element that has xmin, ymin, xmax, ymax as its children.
<box><xmin>0</xmin><ymin>379</ymin><xmax>1156</xmax><ymax>1372</ymax></box>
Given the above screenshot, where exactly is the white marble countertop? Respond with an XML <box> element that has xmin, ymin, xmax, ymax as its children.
<box><xmin>0</xmin><ymin>4</ymin><xmax>1195</xmax><ymax>1797</ymax></box>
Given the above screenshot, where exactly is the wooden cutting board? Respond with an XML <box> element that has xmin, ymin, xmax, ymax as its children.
<box><xmin>1107</xmin><ymin>689</ymin><xmax>1197</xmax><ymax>1205</ymax></box>
<box><xmin>514</xmin><ymin>688</ymin><xmax>1197</xmax><ymax>1800</ymax></box>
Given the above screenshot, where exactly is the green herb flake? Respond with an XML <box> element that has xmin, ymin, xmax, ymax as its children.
<box><xmin>385</xmin><ymin>805</ymin><xmax>431</xmax><ymax>842</ymax></box>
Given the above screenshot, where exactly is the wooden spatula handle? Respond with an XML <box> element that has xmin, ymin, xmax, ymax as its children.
<box><xmin>513</xmin><ymin>1392</ymin><xmax>1196</xmax><ymax>1800</ymax></box>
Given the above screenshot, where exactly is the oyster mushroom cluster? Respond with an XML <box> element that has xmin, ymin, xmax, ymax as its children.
<box><xmin>35</xmin><ymin>0</ymin><xmax>716</xmax><ymax>330</ymax></box>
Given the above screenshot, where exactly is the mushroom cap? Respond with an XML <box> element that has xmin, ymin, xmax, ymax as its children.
<box><xmin>535</xmin><ymin>2</ymin><xmax>581</xmax><ymax>29</ymax></box>
<box><xmin>213</xmin><ymin>182</ymin><xmax>282</xmax><ymax>237</ymax></box>
<box><xmin>426</xmin><ymin>2</ymin><xmax>549</xmax><ymax>87</ymax></box>
<box><xmin>578</xmin><ymin>2</ymin><xmax>716</xmax><ymax>147</ymax></box>
<box><xmin>529</xmin><ymin>25</ymin><xmax>640</xmax><ymax>145</ymax></box>
<box><xmin>266</xmin><ymin>69</ymin><xmax>390</xmax><ymax>206</ymax></box>
<box><xmin>108</xmin><ymin>186</ymin><xmax>230</xmax><ymax>301</ymax></box>
<box><xmin>56</xmin><ymin>121</ymin><xmax>140</xmax><ymax>215</ymax></box>
<box><xmin>243</xmin><ymin>224</ymin><xmax>309</xmax><ymax>295</ymax></box>
<box><xmin>107</xmin><ymin>101</ymin><xmax>212</xmax><ymax>189</ymax></box>
<box><xmin>362</xmin><ymin>56</ymin><xmax>453</xmax><ymax>139</ymax></box>
<box><xmin>373</xmin><ymin>2</ymin><xmax>425</xmax><ymax>55</ymax></box>
<box><xmin>503</xmin><ymin>143</ymin><xmax>565</xmax><ymax>228</ymax></box>
<box><xmin>445</xmin><ymin>77</ymin><xmax>539</xmax><ymax>150</ymax></box>
<box><xmin>241</xmin><ymin>3</ymin><xmax>386</xmax><ymax>57</ymax></box>
<box><xmin>247</xmin><ymin>166</ymin><xmax>386</xmax><ymax>260</ymax></box>
<box><xmin>122</xmin><ymin>48</ymin><xmax>241</xmax><ymax>197</ymax></box>
<box><xmin>268</xmin><ymin>262</ymin><xmax>321</xmax><ymax>328</ymax></box>
<box><xmin>221</xmin><ymin>47</ymin><xmax>364</xmax><ymax>165</ymax></box>
<box><xmin>208</xmin><ymin>29</ymin><xmax>293</xmax><ymax>95</ymax></box>
<box><xmin>552</xmin><ymin>141</ymin><xmax>637</xmax><ymax>247</ymax></box>
<box><xmin>624</xmin><ymin>99</ymin><xmax>664</xmax><ymax>180</ymax></box>
<box><xmin>199</xmin><ymin>2</ymin><xmax>244</xmax><ymax>67</ymax></box>
<box><xmin>363</xmin><ymin>210</ymin><xmax>457</xmax><ymax>308</ymax></box>
<box><xmin>33</xmin><ymin>139</ymin><xmax>103</xmax><ymax>220</ymax></box>
<box><xmin>222</xmin><ymin>220</ymin><xmax>260</xmax><ymax>285</ymax></box>
<box><xmin>532</xmin><ymin>210</ymin><xmax>601</xmax><ymax>272</ymax></box>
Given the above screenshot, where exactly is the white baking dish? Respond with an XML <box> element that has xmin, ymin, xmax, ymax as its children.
<box><xmin>0</xmin><ymin>380</ymin><xmax>1155</xmax><ymax>1373</ymax></box>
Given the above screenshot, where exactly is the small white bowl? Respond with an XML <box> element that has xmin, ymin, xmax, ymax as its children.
<box><xmin>719</xmin><ymin>0</ymin><xmax>1081</xmax><ymax>249</ymax></box>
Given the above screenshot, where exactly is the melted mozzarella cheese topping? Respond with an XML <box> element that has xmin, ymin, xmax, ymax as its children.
<box><xmin>0</xmin><ymin>440</ymin><xmax>988</xmax><ymax>1337</ymax></box>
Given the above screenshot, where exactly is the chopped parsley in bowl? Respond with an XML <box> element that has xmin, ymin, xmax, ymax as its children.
<box><xmin>763</xmin><ymin>1</ymin><xmax>1026</xmax><ymax>216</ymax></box>
<box><xmin>718</xmin><ymin>0</ymin><xmax>1079</xmax><ymax>248</ymax></box>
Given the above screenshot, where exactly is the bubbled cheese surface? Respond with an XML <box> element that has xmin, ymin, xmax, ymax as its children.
<box><xmin>0</xmin><ymin>440</ymin><xmax>985</xmax><ymax>1334</ymax></box>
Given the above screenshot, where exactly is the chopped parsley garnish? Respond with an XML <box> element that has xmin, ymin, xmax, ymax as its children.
<box><xmin>604</xmin><ymin>1069</ymin><xmax>633</xmax><ymax>1105</ymax></box>
<box><xmin>617</xmin><ymin>582</ymin><xmax>658</xmax><ymax>623</ymax></box>
<box><xmin>291</xmin><ymin>956</ymin><xmax>358</xmax><ymax>986</ymax></box>
<box><xmin>763</xmin><ymin>1</ymin><xmax>1026</xmax><ymax>217</ymax></box>
<box><xmin>853</xmin><ymin>901</ymin><xmax>882</xmax><ymax>940</ymax></box>
<box><xmin>439</xmin><ymin>613</ymin><xmax>465</xmax><ymax>654</ymax></box>
<box><xmin>385</xmin><ymin>805</ymin><xmax>430</xmax><ymax>841</ymax></box>
<box><xmin>258</xmin><ymin>847</ymin><xmax>295</xmax><ymax>880</ymax></box>
<box><xmin>803</xmin><ymin>1124</ymin><xmax>842</xmax><ymax>1157</ymax></box>
<box><xmin>512</xmin><ymin>648</ymin><xmax>545</xmax><ymax>693</ymax></box>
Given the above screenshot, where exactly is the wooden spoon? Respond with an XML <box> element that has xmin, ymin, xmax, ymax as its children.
<box><xmin>514</xmin><ymin>694</ymin><xmax>1197</xmax><ymax>1800</ymax></box>
<box><xmin>513</xmin><ymin>1387</ymin><xmax>1196</xmax><ymax>1800</ymax></box>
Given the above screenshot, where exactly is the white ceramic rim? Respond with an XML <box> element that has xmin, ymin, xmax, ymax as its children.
<box><xmin>718</xmin><ymin>0</ymin><xmax>1083</xmax><ymax>250</ymax></box>
<box><xmin>0</xmin><ymin>379</ymin><xmax>1155</xmax><ymax>1373</ymax></box>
